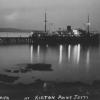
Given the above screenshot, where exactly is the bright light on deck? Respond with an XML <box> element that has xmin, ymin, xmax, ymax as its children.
<box><xmin>73</xmin><ymin>29</ymin><xmax>79</xmax><ymax>36</ymax></box>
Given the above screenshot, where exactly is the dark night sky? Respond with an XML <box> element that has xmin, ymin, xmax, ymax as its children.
<box><xmin>0</xmin><ymin>0</ymin><xmax>100</xmax><ymax>31</ymax></box>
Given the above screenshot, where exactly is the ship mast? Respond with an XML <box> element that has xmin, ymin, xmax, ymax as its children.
<box><xmin>87</xmin><ymin>14</ymin><xmax>90</xmax><ymax>33</ymax></box>
<box><xmin>44</xmin><ymin>12</ymin><xmax>47</xmax><ymax>32</ymax></box>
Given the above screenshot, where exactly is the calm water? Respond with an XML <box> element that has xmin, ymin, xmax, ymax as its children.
<box><xmin>0</xmin><ymin>44</ymin><xmax>100</xmax><ymax>84</ymax></box>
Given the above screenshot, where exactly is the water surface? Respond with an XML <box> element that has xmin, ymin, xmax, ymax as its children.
<box><xmin>0</xmin><ymin>44</ymin><xmax>100</xmax><ymax>84</ymax></box>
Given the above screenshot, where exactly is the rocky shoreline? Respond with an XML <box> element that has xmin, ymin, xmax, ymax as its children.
<box><xmin>0</xmin><ymin>79</ymin><xmax>100</xmax><ymax>100</ymax></box>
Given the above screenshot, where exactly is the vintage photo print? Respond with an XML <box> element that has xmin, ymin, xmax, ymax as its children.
<box><xmin>0</xmin><ymin>0</ymin><xmax>100</xmax><ymax>100</ymax></box>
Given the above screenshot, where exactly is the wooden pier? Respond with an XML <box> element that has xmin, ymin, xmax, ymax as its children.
<box><xmin>0</xmin><ymin>37</ymin><xmax>34</xmax><ymax>44</ymax></box>
<box><xmin>0</xmin><ymin>33</ymin><xmax>99</xmax><ymax>45</ymax></box>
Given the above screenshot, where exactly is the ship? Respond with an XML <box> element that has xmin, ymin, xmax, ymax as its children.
<box><xmin>31</xmin><ymin>14</ymin><xmax>100</xmax><ymax>45</ymax></box>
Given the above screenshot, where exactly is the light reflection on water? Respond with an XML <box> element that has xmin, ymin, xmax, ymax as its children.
<box><xmin>86</xmin><ymin>50</ymin><xmax>90</xmax><ymax>66</ymax></box>
<box><xmin>68</xmin><ymin>45</ymin><xmax>71</xmax><ymax>61</ymax></box>
<box><xmin>59</xmin><ymin>45</ymin><xmax>63</xmax><ymax>64</ymax></box>
<box><xmin>30</xmin><ymin>45</ymin><xmax>33</xmax><ymax>63</ymax></box>
<box><xmin>37</xmin><ymin>45</ymin><xmax>40</xmax><ymax>62</ymax></box>
<box><xmin>86</xmin><ymin>50</ymin><xmax>90</xmax><ymax>72</ymax></box>
<box><xmin>0</xmin><ymin>44</ymin><xmax>100</xmax><ymax>84</ymax></box>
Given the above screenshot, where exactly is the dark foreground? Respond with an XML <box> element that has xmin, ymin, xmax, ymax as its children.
<box><xmin>0</xmin><ymin>64</ymin><xmax>100</xmax><ymax>100</ymax></box>
<box><xmin>0</xmin><ymin>80</ymin><xmax>100</xmax><ymax>100</ymax></box>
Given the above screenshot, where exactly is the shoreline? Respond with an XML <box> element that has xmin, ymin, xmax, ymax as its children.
<box><xmin>0</xmin><ymin>80</ymin><xmax>100</xmax><ymax>100</ymax></box>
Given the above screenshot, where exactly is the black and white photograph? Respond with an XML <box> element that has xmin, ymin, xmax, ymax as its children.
<box><xmin>0</xmin><ymin>0</ymin><xmax>100</xmax><ymax>100</ymax></box>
